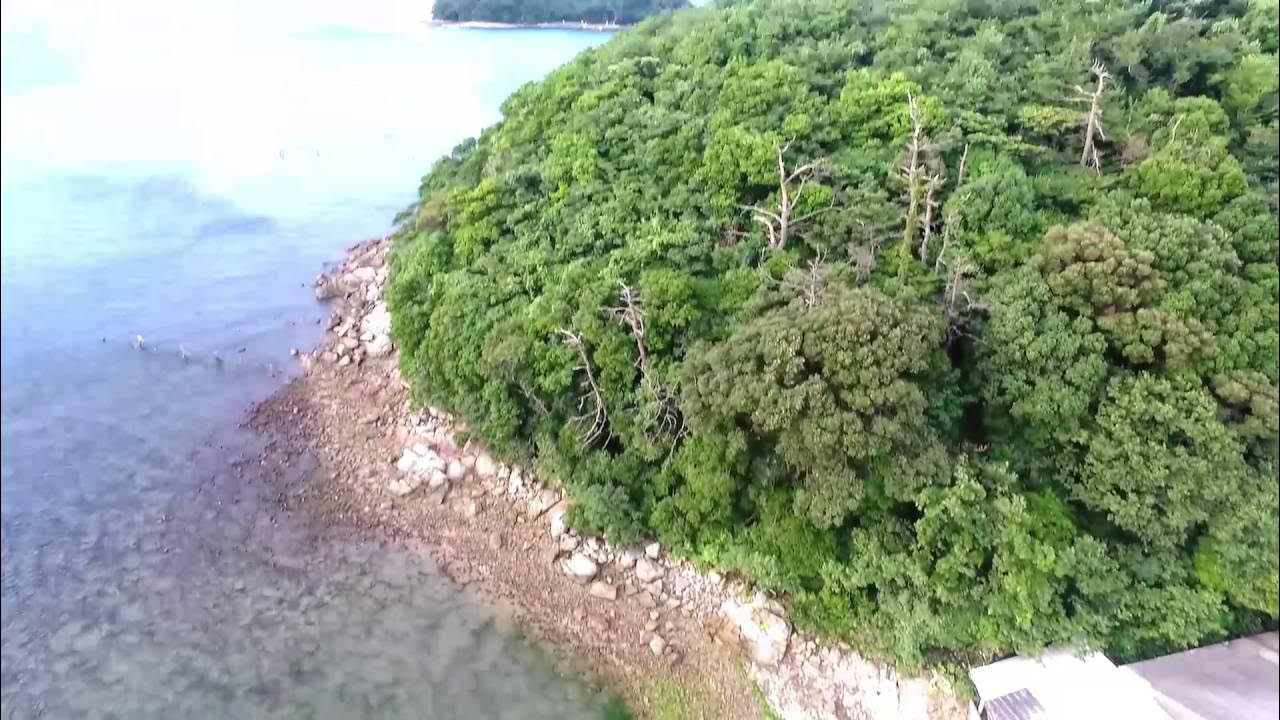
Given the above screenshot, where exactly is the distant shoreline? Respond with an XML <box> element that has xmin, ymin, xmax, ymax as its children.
<box><xmin>425</xmin><ymin>19</ymin><xmax>625</xmax><ymax>32</ymax></box>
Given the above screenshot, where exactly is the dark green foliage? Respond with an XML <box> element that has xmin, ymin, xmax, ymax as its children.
<box><xmin>682</xmin><ymin>284</ymin><xmax>949</xmax><ymax>528</ymax></box>
<box><xmin>389</xmin><ymin>0</ymin><xmax>1279</xmax><ymax>668</ymax></box>
<box><xmin>432</xmin><ymin>0</ymin><xmax>687</xmax><ymax>25</ymax></box>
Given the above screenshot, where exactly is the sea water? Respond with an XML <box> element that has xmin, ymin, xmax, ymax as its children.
<box><xmin>1</xmin><ymin>2</ymin><xmax>608</xmax><ymax>717</ymax></box>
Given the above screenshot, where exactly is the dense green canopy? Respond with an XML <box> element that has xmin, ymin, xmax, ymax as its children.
<box><xmin>390</xmin><ymin>0</ymin><xmax>1280</xmax><ymax>667</ymax></box>
<box><xmin>431</xmin><ymin>0</ymin><xmax>688</xmax><ymax>25</ymax></box>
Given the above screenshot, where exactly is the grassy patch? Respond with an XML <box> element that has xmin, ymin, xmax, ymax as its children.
<box><xmin>645</xmin><ymin>676</ymin><xmax>713</xmax><ymax>720</ymax></box>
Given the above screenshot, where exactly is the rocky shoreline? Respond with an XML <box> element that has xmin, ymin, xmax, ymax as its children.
<box><xmin>249</xmin><ymin>237</ymin><xmax>969</xmax><ymax>719</ymax></box>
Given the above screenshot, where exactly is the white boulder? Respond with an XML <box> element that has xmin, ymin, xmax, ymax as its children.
<box><xmin>720</xmin><ymin>593</ymin><xmax>791</xmax><ymax>666</ymax></box>
<box><xmin>634</xmin><ymin>557</ymin><xmax>665</xmax><ymax>583</ymax></box>
<box><xmin>564</xmin><ymin>553</ymin><xmax>598</xmax><ymax>581</ymax></box>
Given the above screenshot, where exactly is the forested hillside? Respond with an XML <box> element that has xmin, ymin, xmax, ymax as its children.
<box><xmin>390</xmin><ymin>0</ymin><xmax>1280</xmax><ymax>667</ymax></box>
<box><xmin>431</xmin><ymin>0</ymin><xmax>688</xmax><ymax>25</ymax></box>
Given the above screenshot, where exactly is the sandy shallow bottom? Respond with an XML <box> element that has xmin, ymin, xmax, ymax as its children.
<box><xmin>244</xmin><ymin>338</ymin><xmax>765</xmax><ymax>720</ymax></box>
<box><xmin>0</xmin><ymin>415</ymin><xmax>607</xmax><ymax>719</ymax></box>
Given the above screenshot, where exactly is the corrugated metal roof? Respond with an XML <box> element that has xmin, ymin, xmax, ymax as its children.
<box><xmin>981</xmin><ymin>688</ymin><xmax>1047</xmax><ymax>720</ymax></box>
<box><xmin>970</xmin><ymin>648</ymin><xmax>1171</xmax><ymax>720</ymax></box>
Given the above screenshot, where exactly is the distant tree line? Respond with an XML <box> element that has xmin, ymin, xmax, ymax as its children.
<box><xmin>432</xmin><ymin>0</ymin><xmax>689</xmax><ymax>25</ymax></box>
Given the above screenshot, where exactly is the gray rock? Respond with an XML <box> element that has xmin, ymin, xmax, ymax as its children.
<box><xmin>527</xmin><ymin>488</ymin><xmax>559</xmax><ymax>518</ymax></box>
<box><xmin>645</xmin><ymin>541</ymin><xmax>661</xmax><ymax>559</ymax></box>
<box><xmin>587</xmin><ymin>581</ymin><xmax>618</xmax><ymax>601</ymax></box>
<box><xmin>558</xmin><ymin>534</ymin><xmax>581</xmax><ymax>554</ymax></box>
<box><xmin>474</xmin><ymin>453</ymin><xmax>496</xmax><ymax>478</ymax></box>
<box><xmin>426</xmin><ymin>470</ymin><xmax>448</xmax><ymax>489</ymax></box>
<box><xmin>648</xmin><ymin>635</ymin><xmax>667</xmax><ymax>656</ymax></box>
<box><xmin>315</xmin><ymin>279</ymin><xmax>344</xmax><ymax>300</ymax></box>
<box><xmin>446</xmin><ymin>459</ymin><xmax>467</xmax><ymax>482</ymax></box>
<box><xmin>617</xmin><ymin>546</ymin><xmax>641</xmax><ymax>569</ymax></box>
<box><xmin>720</xmin><ymin>593</ymin><xmax>791</xmax><ymax>666</ymax></box>
<box><xmin>394</xmin><ymin>449</ymin><xmax>419</xmax><ymax>474</ymax></box>
<box><xmin>349</xmin><ymin>267</ymin><xmax>377</xmax><ymax>284</ymax></box>
<box><xmin>634</xmin><ymin>557</ymin><xmax>665</xmax><ymax>583</ymax></box>
<box><xmin>387</xmin><ymin>475</ymin><xmax>421</xmax><ymax>497</ymax></box>
<box><xmin>549</xmin><ymin>507</ymin><xmax>568</xmax><ymax>538</ymax></box>
<box><xmin>365</xmin><ymin>334</ymin><xmax>394</xmax><ymax>358</ymax></box>
<box><xmin>564</xmin><ymin>553</ymin><xmax>598</xmax><ymax>581</ymax></box>
<box><xmin>363</xmin><ymin>304</ymin><xmax>391</xmax><ymax>334</ymax></box>
<box><xmin>507</xmin><ymin>469</ymin><xmax>525</xmax><ymax>495</ymax></box>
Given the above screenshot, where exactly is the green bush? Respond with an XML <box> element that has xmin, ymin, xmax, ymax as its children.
<box><xmin>388</xmin><ymin>0</ymin><xmax>1279</xmax><ymax>667</ymax></box>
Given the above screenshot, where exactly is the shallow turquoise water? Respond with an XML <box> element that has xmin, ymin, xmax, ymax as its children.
<box><xmin>1</xmin><ymin>3</ymin><xmax>608</xmax><ymax>717</ymax></box>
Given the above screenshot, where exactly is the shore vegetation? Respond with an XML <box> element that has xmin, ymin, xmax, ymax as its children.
<box><xmin>390</xmin><ymin>0</ymin><xmax>1280</xmax><ymax>668</ymax></box>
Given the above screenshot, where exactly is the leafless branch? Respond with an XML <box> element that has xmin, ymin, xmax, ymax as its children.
<box><xmin>609</xmin><ymin>282</ymin><xmax>648</xmax><ymax>372</ymax></box>
<box><xmin>956</xmin><ymin>143</ymin><xmax>970</xmax><ymax>188</ymax></box>
<box><xmin>558</xmin><ymin>328</ymin><xmax>609</xmax><ymax>445</ymax></box>
<box><xmin>638</xmin><ymin>376</ymin><xmax>689</xmax><ymax>460</ymax></box>
<box><xmin>742</xmin><ymin>143</ymin><xmax>829</xmax><ymax>251</ymax></box>
<box><xmin>1075</xmin><ymin>61</ymin><xmax>1112</xmax><ymax>173</ymax></box>
<box><xmin>1169</xmin><ymin>114</ymin><xmax>1184</xmax><ymax>144</ymax></box>
<box><xmin>606</xmin><ymin>284</ymin><xmax>688</xmax><ymax>452</ymax></box>
<box><xmin>901</xmin><ymin>92</ymin><xmax>934</xmax><ymax>254</ymax></box>
<box><xmin>934</xmin><ymin>207</ymin><xmax>960</xmax><ymax>274</ymax></box>
<box><xmin>917</xmin><ymin>173</ymin><xmax>945</xmax><ymax>263</ymax></box>
<box><xmin>779</xmin><ymin>250</ymin><xmax>829</xmax><ymax>310</ymax></box>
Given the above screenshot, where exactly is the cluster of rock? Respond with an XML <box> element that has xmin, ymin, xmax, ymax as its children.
<box><xmin>388</xmin><ymin>404</ymin><xmax>954</xmax><ymax>718</ymax></box>
<box><xmin>309</xmin><ymin>239</ymin><xmax>395</xmax><ymax>368</ymax></box>
<box><xmin>308</xmin><ymin>237</ymin><xmax>963</xmax><ymax>720</ymax></box>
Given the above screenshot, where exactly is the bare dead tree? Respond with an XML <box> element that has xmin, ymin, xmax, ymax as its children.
<box><xmin>639</xmin><ymin>377</ymin><xmax>689</xmax><ymax>459</ymax></box>
<box><xmin>609</xmin><ymin>282</ymin><xmax>648</xmax><ymax>371</ymax></box>
<box><xmin>517</xmin><ymin>379</ymin><xmax>551</xmax><ymax>417</ymax></box>
<box><xmin>900</xmin><ymin>92</ymin><xmax>928</xmax><ymax>250</ymax></box>
<box><xmin>607</xmin><ymin>283</ymin><xmax>688</xmax><ymax>453</ymax></box>
<box><xmin>1075</xmin><ymin>61</ymin><xmax>1112</xmax><ymax>174</ymax></box>
<box><xmin>934</xmin><ymin>207</ymin><xmax>961</xmax><ymax>274</ymax></box>
<box><xmin>851</xmin><ymin>244</ymin><xmax>878</xmax><ymax>281</ymax></box>
<box><xmin>939</xmin><ymin>253</ymin><xmax>990</xmax><ymax>340</ymax></box>
<box><xmin>780</xmin><ymin>250</ymin><xmax>829</xmax><ymax>310</ymax></box>
<box><xmin>1168</xmin><ymin>113</ymin><xmax>1185</xmax><ymax>145</ymax></box>
<box><xmin>917</xmin><ymin>173</ymin><xmax>945</xmax><ymax>263</ymax></box>
<box><xmin>956</xmin><ymin>142</ymin><xmax>971</xmax><ymax>188</ymax></box>
<box><xmin>558</xmin><ymin>328</ymin><xmax>609</xmax><ymax>445</ymax></box>
<box><xmin>741</xmin><ymin>142</ymin><xmax>830</xmax><ymax>251</ymax></box>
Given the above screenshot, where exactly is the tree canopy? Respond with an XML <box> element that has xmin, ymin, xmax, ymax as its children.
<box><xmin>390</xmin><ymin>0</ymin><xmax>1280</xmax><ymax>667</ymax></box>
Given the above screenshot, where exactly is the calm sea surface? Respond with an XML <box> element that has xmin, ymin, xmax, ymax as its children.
<box><xmin>1</xmin><ymin>3</ymin><xmax>608</xmax><ymax>717</ymax></box>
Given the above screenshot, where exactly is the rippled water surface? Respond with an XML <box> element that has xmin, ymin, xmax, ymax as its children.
<box><xmin>1</xmin><ymin>3</ymin><xmax>608</xmax><ymax>716</ymax></box>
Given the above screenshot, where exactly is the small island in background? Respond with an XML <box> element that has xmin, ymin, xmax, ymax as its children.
<box><xmin>428</xmin><ymin>0</ymin><xmax>691</xmax><ymax>30</ymax></box>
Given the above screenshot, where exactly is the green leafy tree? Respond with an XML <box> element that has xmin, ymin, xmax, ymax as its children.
<box><xmin>1075</xmin><ymin>374</ymin><xmax>1249</xmax><ymax>548</ymax></box>
<box><xmin>682</xmin><ymin>283</ymin><xmax>949</xmax><ymax>528</ymax></box>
